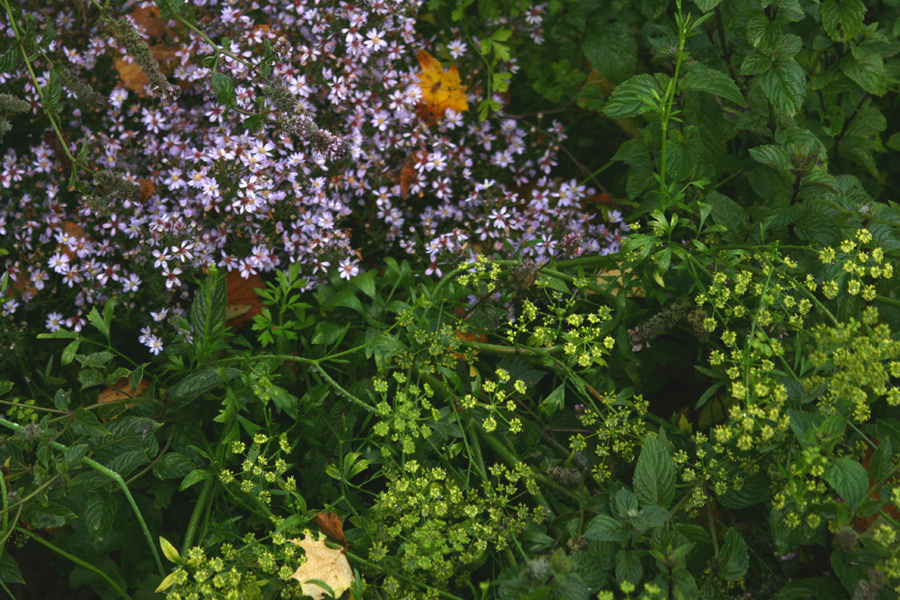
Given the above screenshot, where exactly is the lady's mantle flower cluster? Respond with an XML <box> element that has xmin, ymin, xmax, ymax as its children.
<box><xmin>1</xmin><ymin>0</ymin><xmax>626</xmax><ymax>358</ymax></box>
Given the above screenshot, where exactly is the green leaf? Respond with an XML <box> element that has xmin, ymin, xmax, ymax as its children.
<box><xmin>106</xmin><ymin>449</ymin><xmax>148</xmax><ymax>476</ymax></box>
<box><xmin>615</xmin><ymin>549</ymin><xmax>642</xmax><ymax>585</ymax></box>
<box><xmin>191</xmin><ymin>270</ymin><xmax>226</xmax><ymax>356</ymax></box>
<box><xmin>585</xmin><ymin>514</ymin><xmax>632</xmax><ymax>542</ymax></box>
<box><xmin>0</xmin><ymin>47</ymin><xmax>21</xmax><ymax>73</ymax></box>
<box><xmin>539</xmin><ymin>384</ymin><xmax>565</xmax><ymax>417</ymax></box>
<box><xmin>887</xmin><ymin>132</ymin><xmax>900</xmax><ymax>151</ymax></box>
<box><xmin>78</xmin><ymin>351</ymin><xmax>113</xmax><ymax>368</ymax></box>
<box><xmin>160</xmin><ymin>536</ymin><xmax>182</xmax><ymax>564</ymax></box>
<box><xmin>840</xmin><ymin>48</ymin><xmax>887</xmax><ymax>96</ymax></box>
<box><xmin>311</xmin><ymin>322</ymin><xmax>350</xmax><ymax>346</ymax></box>
<box><xmin>739</xmin><ymin>51</ymin><xmax>773</xmax><ymax>76</ymax></box>
<box><xmin>770</xmin><ymin>578</ymin><xmax>847</xmax><ymax>600</ymax></box>
<box><xmin>71</xmin><ymin>408</ymin><xmax>110</xmax><ymax>437</ymax></box>
<box><xmin>211</xmin><ymin>71</ymin><xmax>235</xmax><ymax>106</ymax></box>
<box><xmin>179</xmin><ymin>469</ymin><xmax>211</xmax><ymax>491</ymax></box>
<box><xmin>748</xmin><ymin>145</ymin><xmax>792</xmax><ymax>175</ymax></box>
<box><xmin>351</xmin><ymin>269</ymin><xmax>377</xmax><ymax>299</ymax></box>
<box><xmin>0</xmin><ymin>552</ymin><xmax>24</xmax><ymax>584</ymax></box>
<box><xmin>869</xmin><ymin>440</ymin><xmax>893</xmax><ymax>482</ymax></box>
<box><xmin>603</xmin><ymin>74</ymin><xmax>662</xmax><ymax>119</ymax></box>
<box><xmin>826</xmin><ymin>457</ymin><xmax>869</xmax><ymax>507</ymax></box>
<box><xmin>61</xmin><ymin>338</ymin><xmax>82</xmax><ymax>366</ymax></box>
<box><xmin>87</xmin><ymin>306</ymin><xmax>109</xmax><ymax>339</ymax></box>
<box><xmin>168</xmin><ymin>367</ymin><xmax>241</xmax><ymax>408</ymax></box>
<box><xmin>53</xmin><ymin>389</ymin><xmax>71</xmax><ymax>411</ymax></box>
<box><xmin>269</xmin><ymin>385</ymin><xmax>300</xmax><ymax>419</ymax></box>
<box><xmin>745</xmin><ymin>12</ymin><xmax>780</xmax><ymax>50</ymax></box>
<box><xmin>719</xmin><ymin>528</ymin><xmax>749</xmax><ymax>581</ymax></box>
<box><xmin>681</xmin><ymin>63</ymin><xmax>745</xmax><ymax>106</ymax></box>
<box><xmin>757</xmin><ymin>57</ymin><xmax>806</xmax><ymax>116</ymax></box>
<box><xmin>633</xmin><ymin>506</ymin><xmax>671</xmax><ymax>531</ymax></box>
<box><xmin>64</xmin><ymin>443</ymin><xmax>90</xmax><ymax>468</ymax></box>
<box><xmin>584</xmin><ymin>20</ymin><xmax>637</xmax><ymax>84</ymax></box>
<box><xmin>84</xmin><ymin>493</ymin><xmax>117</xmax><ymax>541</ymax></box>
<box><xmin>691</xmin><ymin>0</ymin><xmax>723</xmax><ymax>13</ymax></box>
<box><xmin>0</xmin><ymin>381</ymin><xmax>11</xmax><ymax>395</ymax></box>
<box><xmin>633</xmin><ymin>435</ymin><xmax>676</xmax><ymax>509</ymax></box>
<box><xmin>821</xmin><ymin>0</ymin><xmax>865</xmax><ymax>42</ymax></box>
<box><xmin>153</xmin><ymin>452</ymin><xmax>197</xmax><ymax>480</ymax></box>
<box><xmin>39</xmin><ymin>68</ymin><xmax>62</xmax><ymax>112</ymax></box>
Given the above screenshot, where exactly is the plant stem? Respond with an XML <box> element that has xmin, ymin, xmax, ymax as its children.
<box><xmin>181</xmin><ymin>476</ymin><xmax>215</xmax><ymax>556</ymax></box>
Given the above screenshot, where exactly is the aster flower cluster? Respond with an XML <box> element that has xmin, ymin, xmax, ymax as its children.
<box><xmin>0</xmin><ymin>0</ymin><xmax>626</xmax><ymax>356</ymax></box>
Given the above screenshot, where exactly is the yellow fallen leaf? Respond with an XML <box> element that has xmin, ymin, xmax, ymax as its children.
<box><xmin>290</xmin><ymin>533</ymin><xmax>353</xmax><ymax>600</ymax></box>
<box><xmin>417</xmin><ymin>49</ymin><xmax>468</xmax><ymax>121</ymax></box>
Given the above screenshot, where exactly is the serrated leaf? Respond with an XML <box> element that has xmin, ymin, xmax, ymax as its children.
<box><xmin>153</xmin><ymin>452</ymin><xmax>197</xmax><ymax>480</ymax></box>
<box><xmin>757</xmin><ymin>57</ymin><xmax>806</xmax><ymax>116</ymax></box>
<box><xmin>869</xmin><ymin>440</ymin><xmax>893</xmax><ymax>483</ymax></box>
<box><xmin>0</xmin><ymin>552</ymin><xmax>24</xmax><ymax>584</ymax></box>
<box><xmin>634</xmin><ymin>435</ymin><xmax>676</xmax><ymax>509</ymax></box>
<box><xmin>53</xmin><ymin>388</ymin><xmax>71</xmax><ymax>410</ymax></box>
<box><xmin>615</xmin><ymin>549</ymin><xmax>642</xmax><ymax>585</ymax></box>
<box><xmin>106</xmin><ymin>449</ymin><xmax>148</xmax><ymax>475</ymax></box>
<box><xmin>840</xmin><ymin>50</ymin><xmax>887</xmax><ymax>96</ymax></box>
<box><xmin>826</xmin><ymin>457</ymin><xmax>868</xmax><ymax>507</ymax></box>
<box><xmin>585</xmin><ymin>515</ymin><xmax>632</xmax><ymax>542</ymax></box>
<box><xmin>633</xmin><ymin>506</ymin><xmax>671</xmax><ymax>531</ymax></box>
<box><xmin>211</xmin><ymin>71</ymin><xmax>235</xmax><ymax>105</ymax></box>
<box><xmin>71</xmin><ymin>408</ymin><xmax>110</xmax><ymax>436</ymax></box>
<box><xmin>821</xmin><ymin>0</ymin><xmax>865</xmax><ymax>42</ymax></box>
<box><xmin>603</xmin><ymin>74</ymin><xmax>662</xmax><ymax>119</ymax></box>
<box><xmin>770</xmin><ymin>578</ymin><xmax>847</xmax><ymax>600</ymax></box>
<box><xmin>691</xmin><ymin>0</ymin><xmax>723</xmax><ymax>13</ymax></box>
<box><xmin>748</xmin><ymin>145</ymin><xmax>792</xmax><ymax>175</ymax></box>
<box><xmin>168</xmin><ymin>367</ymin><xmax>241</xmax><ymax>408</ymax></box>
<box><xmin>39</xmin><ymin>69</ymin><xmax>62</xmax><ymax>112</ymax></box>
<box><xmin>64</xmin><ymin>443</ymin><xmax>90</xmax><ymax>467</ymax></box>
<box><xmin>719</xmin><ymin>528</ymin><xmax>749</xmax><ymax>581</ymax></box>
<box><xmin>584</xmin><ymin>20</ymin><xmax>637</xmax><ymax>84</ymax></box>
<box><xmin>84</xmin><ymin>493</ymin><xmax>117</xmax><ymax>541</ymax></box>
<box><xmin>191</xmin><ymin>270</ymin><xmax>227</xmax><ymax>355</ymax></box>
<box><xmin>739</xmin><ymin>51</ymin><xmax>773</xmax><ymax>76</ymax></box>
<box><xmin>0</xmin><ymin>47</ymin><xmax>21</xmax><ymax>73</ymax></box>
<box><xmin>682</xmin><ymin>63</ymin><xmax>745</xmax><ymax>106</ymax></box>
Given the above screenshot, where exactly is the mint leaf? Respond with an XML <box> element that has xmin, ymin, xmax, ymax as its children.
<box><xmin>826</xmin><ymin>457</ymin><xmax>869</xmax><ymax>507</ymax></box>
<box><xmin>603</xmin><ymin>74</ymin><xmax>662</xmax><ymax>119</ymax></box>
<box><xmin>633</xmin><ymin>435</ymin><xmax>676</xmax><ymax>509</ymax></box>
<box><xmin>757</xmin><ymin>57</ymin><xmax>806</xmax><ymax>116</ymax></box>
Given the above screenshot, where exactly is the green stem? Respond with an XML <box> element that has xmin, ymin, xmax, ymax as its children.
<box><xmin>0</xmin><ymin>418</ymin><xmax>164</xmax><ymax>577</ymax></box>
<box><xmin>659</xmin><ymin>0</ymin><xmax>688</xmax><ymax>210</ymax></box>
<box><xmin>181</xmin><ymin>476</ymin><xmax>215</xmax><ymax>556</ymax></box>
<box><xmin>15</xmin><ymin>527</ymin><xmax>131</xmax><ymax>600</ymax></box>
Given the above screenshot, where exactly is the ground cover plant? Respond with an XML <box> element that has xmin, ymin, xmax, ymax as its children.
<box><xmin>1</xmin><ymin>0</ymin><xmax>900</xmax><ymax>598</ymax></box>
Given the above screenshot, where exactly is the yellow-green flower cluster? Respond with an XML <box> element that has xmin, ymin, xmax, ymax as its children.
<box><xmin>818</xmin><ymin>228</ymin><xmax>892</xmax><ymax>302</ymax></box>
<box><xmin>371</xmin><ymin>372</ymin><xmax>440</xmax><ymax>455</ymax></box>
<box><xmin>571</xmin><ymin>393</ymin><xmax>648</xmax><ymax>483</ymax></box>
<box><xmin>221</xmin><ymin>432</ymin><xmax>295</xmax><ymax>505</ymax></box>
<box><xmin>159</xmin><ymin>536</ymin><xmax>304</xmax><ymax>600</ymax></box>
<box><xmin>804</xmin><ymin>306</ymin><xmax>900</xmax><ymax>423</ymax></box>
<box><xmin>370</xmin><ymin>461</ymin><xmax>543</xmax><ymax>597</ymax></box>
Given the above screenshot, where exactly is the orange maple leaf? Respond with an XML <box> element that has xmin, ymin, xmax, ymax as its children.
<box><xmin>417</xmin><ymin>49</ymin><xmax>468</xmax><ymax>121</ymax></box>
